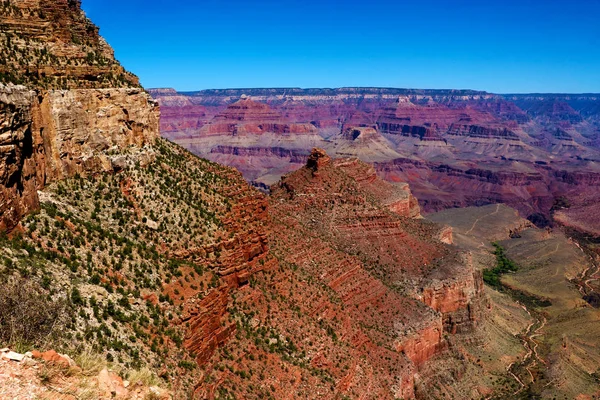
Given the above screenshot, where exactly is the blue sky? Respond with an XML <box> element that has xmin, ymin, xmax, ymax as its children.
<box><xmin>81</xmin><ymin>0</ymin><xmax>600</xmax><ymax>93</ymax></box>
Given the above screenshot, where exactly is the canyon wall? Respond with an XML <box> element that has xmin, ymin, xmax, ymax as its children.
<box><xmin>0</xmin><ymin>84</ymin><xmax>159</xmax><ymax>231</ymax></box>
<box><xmin>0</xmin><ymin>0</ymin><xmax>139</xmax><ymax>89</ymax></box>
<box><xmin>0</xmin><ymin>0</ymin><xmax>159</xmax><ymax>231</ymax></box>
<box><xmin>151</xmin><ymin>88</ymin><xmax>600</xmax><ymax>221</ymax></box>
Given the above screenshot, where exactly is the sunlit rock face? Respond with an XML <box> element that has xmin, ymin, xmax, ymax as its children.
<box><xmin>150</xmin><ymin>88</ymin><xmax>600</xmax><ymax>220</ymax></box>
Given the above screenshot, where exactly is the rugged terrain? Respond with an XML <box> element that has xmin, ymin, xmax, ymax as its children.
<box><xmin>0</xmin><ymin>1</ymin><xmax>501</xmax><ymax>399</ymax></box>
<box><xmin>150</xmin><ymin>88</ymin><xmax>600</xmax><ymax>221</ymax></box>
<box><xmin>0</xmin><ymin>0</ymin><xmax>139</xmax><ymax>88</ymax></box>
<box><xmin>2</xmin><ymin>1</ymin><xmax>599</xmax><ymax>399</ymax></box>
<box><xmin>429</xmin><ymin>204</ymin><xmax>600</xmax><ymax>399</ymax></box>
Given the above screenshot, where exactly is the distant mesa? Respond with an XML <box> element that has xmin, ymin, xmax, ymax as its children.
<box><xmin>151</xmin><ymin>87</ymin><xmax>600</xmax><ymax>219</ymax></box>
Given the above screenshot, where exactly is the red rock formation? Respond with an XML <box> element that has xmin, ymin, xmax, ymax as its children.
<box><xmin>182</xmin><ymin>284</ymin><xmax>235</xmax><ymax>365</ymax></box>
<box><xmin>396</xmin><ymin>321</ymin><xmax>445</xmax><ymax>366</ymax></box>
<box><xmin>150</xmin><ymin>88</ymin><xmax>600</xmax><ymax>221</ymax></box>
<box><xmin>306</xmin><ymin>147</ymin><xmax>331</xmax><ymax>173</ymax></box>
<box><xmin>198</xmin><ymin>97</ymin><xmax>318</xmax><ymax>137</ymax></box>
<box><xmin>377</xmin><ymin>96</ymin><xmax>498</xmax><ymax>136</ymax></box>
<box><xmin>266</xmin><ymin>149</ymin><xmax>482</xmax><ymax>392</ymax></box>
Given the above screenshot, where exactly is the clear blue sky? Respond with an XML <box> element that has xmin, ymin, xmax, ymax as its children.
<box><xmin>81</xmin><ymin>0</ymin><xmax>600</xmax><ymax>93</ymax></box>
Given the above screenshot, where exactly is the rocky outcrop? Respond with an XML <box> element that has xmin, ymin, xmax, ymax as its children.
<box><xmin>306</xmin><ymin>147</ymin><xmax>331</xmax><ymax>172</ymax></box>
<box><xmin>182</xmin><ymin>285</ymin><xmax>234</xmax><ymax>365</ymax></box>
<box><xmin>437</xmin><ymin>225</ymin><xmax>454</xmax><ymax>244</ymax></box>
<box><xmin>396</xmin><ymin>321</ymin><xmax>444</xmax><ymax>366</ymax></box>
<box><xmin>0</xmin><ymin>0</ymin><xmax>139</xmax><ymax>89</ymax></box>
<box><xmin>0</xmin><ymin>0</ymin><xmax>160</xmax><ymax>232</ymax></box>
<box><xmin>34</xmin><ymin>88</ymin><xmax>159</xmax><ymax>183</ymax></box>
<box><xmin>333</xmin><ymin>155</ymin><xmax>421</xmax><ymax>218</ymax></box>
<box><xmin>421</xmin><ymin>255</ymin><xmax>484</xmax><ymax>333</ymax></box>
<box><xmin>150</xmin><ymin>88</ymin><xmax>600</xmax><ymax>221</ymax></box>
<box><xmin>266</xmin><ymin>149</ymin><xmax>483</xmax><ymax>396</ymax></box>
<box><xmin>0</xmin><ymin>85</ymin><xmax>39</xmax><ymax>231</ymax></box>
<box><xmin>0</xmin><ymin>84</ymin><xmax>159</xmax><ymax>231</ymax></box>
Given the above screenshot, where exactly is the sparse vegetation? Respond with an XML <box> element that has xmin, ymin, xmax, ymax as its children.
<box><xmin>0</xmin><ymin>139</ymin><xmax>250</xmax><ymax>392</ymax></box>
<box><xmin>0</xmin><ymin>276</ymin><xmax>68</xmax><ymax>350</ymax></box>
<box><xmin>483</xmin><ymin>242</ymin><xmax>519</xmax><ymax>288</ymax></box>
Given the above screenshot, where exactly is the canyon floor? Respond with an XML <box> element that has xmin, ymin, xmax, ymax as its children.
<box><xmin>429</xmin><ymin>204</ymin><xmax>600</xmax><ymax>399</ymax></box>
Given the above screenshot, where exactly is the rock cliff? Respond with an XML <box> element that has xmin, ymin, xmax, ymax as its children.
<box><xmin>0</xmin><ymin>84</ymin><xmax>159</xmax><ymax>231</ymax></box>
<box><xmin>232</xmin><ymin>149</ymin><xmax>484</xmax><ymax>397</ymax></box>
<box><xmin>151</xmin><ymin>88</ymin><xmax>600</xmax><ymax>221</ymax></box>
<box><xmin>0</xmin><ymin>0</ymin><xmax>139</xmax><ymax>89</ymax></box>
<box><xmin>0</xmin><ymin>0</ymin><xmax>159</xmax><ymax>232</ymax></box>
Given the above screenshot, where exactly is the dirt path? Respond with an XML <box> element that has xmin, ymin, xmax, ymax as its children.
<box><xmin>572</xmin><ymin>239</ymin><xmax>599</xmax><ymax>295</ymax></box>
<box><xmin>465</xmin><ymin>204</ymin><xmax>500</xmax><ymax>235</ymax></box>
<box><xmin>507</xmin><ymin>302</ymin><xmax>547</xmax><ymax>395</ymax></box>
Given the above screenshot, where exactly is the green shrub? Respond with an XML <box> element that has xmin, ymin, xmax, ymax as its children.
<box><xmin>483</xmin><ymin>243</ymin><xmax>519</xmax><ymax>288</ymax></box>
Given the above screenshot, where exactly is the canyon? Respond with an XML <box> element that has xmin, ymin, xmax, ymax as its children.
<box><xmin>0</xmin><ymin>1</ymin><xmax>490</xmax><ymax>398</ymax></box>
<box><xmin>0</xmin><ymin>0</ymin><xmax>599</xmax><ymax>399</ymax></box>
<box><xmin>150</xmin><ymin>88</ymin><xmax>600</xmax><ymax>224</ymax></box>
<box><xmin>429</xmin><ymin>204</ymin><xmax>600</xmax><ymax>399</ymax></box>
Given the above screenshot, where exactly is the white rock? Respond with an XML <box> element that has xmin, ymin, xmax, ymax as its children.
<box><xmin>3</xmin><ymin>351</ymin><xmax>25</xmax><ymax>362</ymax></box>
<box><xmin>150</xmin><ymin>387</ymin><xmax>161</xmax><ymax>395</ymax></box>
<box><xmin>0</xmin><ymin>348</ymin><xmax>9</xmax><ymax>353</ymax></box>
<box><xmin>123</xmin><ymin>380</ymin><xmax>130</xmax><ymax>388</ymax></box>
<box><xmin>60</xmin><ymin>353</ymin><xmax>76</xmax><ymax>367</ymax></box>
<box><xmin>146</xmin><ymin>219</ymin><xmax>159</xmax><ymax>230</ymax></box>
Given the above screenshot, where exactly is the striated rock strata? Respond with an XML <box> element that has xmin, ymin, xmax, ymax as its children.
<box><xmin>151</xmin><ymin>88</ymin><xmax>600</xmax><ymax>221</ymax></box>
<box><xmin>0</xmin><ymin>0</ymin><xmax>140</xmax><ymax>89</ymax></box>
<box><xmin>259</xmin><ymin>149</ymin><xmax>483</xmax><ymax>396</ymax></box>
<box><xmin>0</xmin><ymin>84</ymin><xmax>159</xmax><ymax>231</ymax></box>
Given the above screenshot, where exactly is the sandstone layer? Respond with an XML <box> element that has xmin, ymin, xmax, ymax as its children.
<box><xmin>0</xmin><ymin>84</ymin><xmax>159</xmax><ymax>231</ymax></box>
<box><xmin>150</xmin><ymin>88</ymin><xmax>600</xmax><ymax>222</ymax></box>
<box><xmin>0</xmin><ymin>0</ymin><xmax>139</xmax><ymax>89</ymax></box>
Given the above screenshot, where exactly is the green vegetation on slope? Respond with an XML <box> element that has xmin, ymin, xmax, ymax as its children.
<box><xmin>0</xmin><ymin>139</ymin><xmax>245</xmax><ymax>394</ymax></box>
<box><xmin>483</xmin><ymin>242</ymin><xmax>518</xmax><ymax>288</ymax></box>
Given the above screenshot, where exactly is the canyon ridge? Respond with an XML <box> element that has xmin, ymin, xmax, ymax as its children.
<box><xmin>150</xmin><ymin>87</ymin><xmax>600</xmax><ymax>231</ymax></box>
<box><xmin>0</xmin><ymin>1</ymin><xmax>598</xmax><ymax>399</ymax></box>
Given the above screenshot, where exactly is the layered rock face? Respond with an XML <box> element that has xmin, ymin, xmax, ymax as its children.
<box><xmin>256</xmin><ymin>149</ymin><xmax>484</xmax><ymax>396</ymax></box>
<box><xmin>0</xmin><ymin>0</ymin><xmax>159</xmax><ymax>231</ymax></box>
<box><xmin>0</xmin><ymin>84</ymin><xmax>159</xmax><ymax>231</ymax></box>
<box><xmin>151</xmin><ymin>88</ymin><xmax>600</xmax><ymax>221</ymax></box>
<box><xmin>0</xmin><ymin>0</ymin><xmax>159</xmax><ymax>232</ymax></box>
<box><xmin>173</xmin><ymin>97</ymin><xmax>326</xmax><ymax>186</ymax></box>
<box><xmin>377</xmin><ymin>96</ymin><xmax>497</xmax><ymax>136</ymax></box>
<box><xmin>0</xmin><ymin>0</ymin><xmax>139</xmax><ymax>89</ymax></box>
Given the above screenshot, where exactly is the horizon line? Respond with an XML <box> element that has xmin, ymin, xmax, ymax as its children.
<box><xmin>147</xmin><ymin>86</ymin><xmax>600</xmax><ymax>96</ymax></box>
